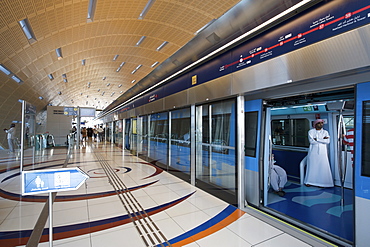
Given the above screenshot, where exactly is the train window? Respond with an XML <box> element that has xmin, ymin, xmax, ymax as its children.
<box><xmin>271</xmin><ymin>119</ymin><xmax>310</xmax><ymax>147</ymax></box>
<box><xmin>362</xmin><ymin>101</ymin><xmax>370</xmax><ymax>177</ymax></box>
<box><xmin>245</xmin><ymin>111</ymin><xmax>258</xmax><ymax>157</ymax></box>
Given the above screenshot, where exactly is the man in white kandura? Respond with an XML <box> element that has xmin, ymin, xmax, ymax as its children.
<box><xmin>304</xmin><ymin>119</ymin><xmax>334</xmax><ymax>187</ymax></box>
<box><xmin>270</xmin><ymin>154</ymin><xmax>287</xmax><ymax>197</ymax></box>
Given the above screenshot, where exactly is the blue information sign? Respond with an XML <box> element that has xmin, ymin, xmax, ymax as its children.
<box><xmin>22</xmin><ymin>168</ymin><xmax>89</xmax><ymax>195</ymax></box>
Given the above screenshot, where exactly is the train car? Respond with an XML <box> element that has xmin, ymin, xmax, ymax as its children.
<box><xmin>100</xmin><ymin>0</ymin><xmax>370</xmax><ymax>246</ymax></box>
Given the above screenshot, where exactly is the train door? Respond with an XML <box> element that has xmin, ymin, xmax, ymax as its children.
<box><xmin>355</xmin><ymin>82</ymin><xmax>370</xmax><ymax>246</ymax></box>
<box><xmin>244</xmin><ymin>99</ymin><xmax>263</xmax><ymax>206</ymax></box>
<box><xmin>262</xmin><ymin>93</ymin><xmax>354</xmax><ymax>245</ymax></box>
<box><xmin>195</xmin><ymin>99</ymin><xmax>237</xmax><ymax>205</ymax></box>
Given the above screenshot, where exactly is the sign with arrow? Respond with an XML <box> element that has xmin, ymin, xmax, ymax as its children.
<box><xmin>22</xmin><ymin>167</ymin><xmax>89</xmax><ymax>195</ymax></box>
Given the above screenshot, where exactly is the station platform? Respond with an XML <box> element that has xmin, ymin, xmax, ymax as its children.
<box><xmin>0</xmin><ymin>141</ymin><xmax>332</xmax><ymax>246</ymax></box>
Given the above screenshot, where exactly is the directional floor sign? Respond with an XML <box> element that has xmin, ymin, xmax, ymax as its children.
<box><xmin>22</xmin><ymin>167</ymin><xmax>89</xmax><ymax>195</ymax></box>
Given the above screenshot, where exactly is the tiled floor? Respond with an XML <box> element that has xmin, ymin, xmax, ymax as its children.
<box><xmin>0</xmin><ymin>142</ymin><xmax>330</xmax><ymax>246</ymax></box>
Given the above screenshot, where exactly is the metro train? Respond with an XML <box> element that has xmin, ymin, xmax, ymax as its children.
<box><xmin>99</xmin><ymin>0</ymin><xmax>370</xmax><ymax>246</ymax></box>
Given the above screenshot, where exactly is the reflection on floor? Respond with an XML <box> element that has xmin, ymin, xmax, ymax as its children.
<box><xmin>0</xmin><ymin>143</ymin><xmax>329</xmax><ymax>247</ymax></box>
<box><xmin>267</xmin><ymin>182</ymin><xmax>353</xmax><ymax>242</ymax></box>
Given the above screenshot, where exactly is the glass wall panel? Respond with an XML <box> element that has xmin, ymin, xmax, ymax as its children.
<box><xmin>170</xmin><ymin>108</ymin><xmax>191</xmax><ymax>174</ymax></box>
<box><xmin>124</xmin><ymin>119</ymin><xmax>131</xmax><ymax>150</ymax></box>
<box><xmin>149</xmin><ymin>112</ymin><xmax>169</xmax><ymax>167</ymax></box>
<box><xmin>106</xmin><ymin>123</ymin><xmax>112</xmax><ymax>142</ymax></box>
<box><xmin>131</xmin><ymin>118</ymin><xmax>138</xmax><ymax>155</ymax></box>
<box><xmin>114</xmin><ymin>120</ymin><xmax>123</xmax><ymax>148</ymax></box>
<box><xmin>196</xmin><ymin>99</ymin><xmax>236</xmax><ymax>197</ymax></box>
<box><xmin>138</xmin><ymin>115</ymin><xmax>149</xmax><ymax>157</ymax></box>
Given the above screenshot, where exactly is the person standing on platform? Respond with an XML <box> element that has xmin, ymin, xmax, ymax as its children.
<box><xmin>3</xmin><ymin>123</ymin><xmax>16</xmax><ymax>153</ymax></box>
<box><xmin>304</xmin><ymin>119</ymin><xmax>334</xmax><ymax>187</ymax></box>
<box><xmin>97</xmin><ymin>125</ymin><xmax>104</xmax><ymax>142</ymax></box>
<box><xmin>81</xmin><ymin>127</ymin><xmax>87</xmax><ymax>142</ymax></box>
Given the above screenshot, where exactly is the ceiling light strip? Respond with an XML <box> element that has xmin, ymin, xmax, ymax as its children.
<box><xmin>138</xmin><ymin>0</ymin><xmax>156</xmax><ymax>20</ymax></box>
<box><xmin>103</xmin><ymin>0</ymin><xmax>314</xmax><ymax>117</ymax></box>
<box><xmin>195</xmin><ymin>19</ymin><xmax>217</xmax><ymax>35</ymax></box>
<box><xmin>151</xmin><ymin>61</ymin><xmax>159</xmax><ymax>68</ymax></box>
<box><xmin>87</xmin><ymin>0</ymin><xmax>98</xmax><ymax>22</ymax></box>
<box><xmin>0</xmin><ymin>64</ymin><xmax>23</xmax><ymax>84</ymax></box>
<box><xmin>56</xmin><ymin>48</ymin><xmax>63</xmax><ymax>60</ymax></box>
<box><xmin>19</xmin><ymin>19</ymin><xmax>37</xmax><ymax>42</ymax></box>
<box><xmin>11</xmin><ymin>75</ymin><xmax>22</xmax><ymax>84</ymax></box>
<box><xmin>0</xmin><ymin>64</ymin><xmax>11</xmax><ymax>75</ymax></box>
<box><xmin>156</xmin><ymin>41</ymin><xmax>168</xmax><ymax>51</ymax></box>
<box><xmin>136</xmin><ymin>36</ymin><xmax>146</xmax><ymax>46</ymax></box>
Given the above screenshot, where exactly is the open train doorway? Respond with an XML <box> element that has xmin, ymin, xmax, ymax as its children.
<box><xmin>262</xmin><ymin>89</ymin><xmax>354</xmax><ymax>245</ymax></box>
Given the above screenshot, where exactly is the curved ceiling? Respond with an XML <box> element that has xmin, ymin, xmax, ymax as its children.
<box><xmin>0</xmin><ymin>0</ymin><xmax>240</xmax><ymax>136</ymax></box>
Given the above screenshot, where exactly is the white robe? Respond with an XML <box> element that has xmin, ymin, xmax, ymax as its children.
<box><xmin>270</xmin><ymin>164</ymin><xmax>287</xmax><ymax>191</ymax></box>
<box><xmin>304</xmin><ymin>128</ymin><xmax>334</xmax><ymax>187</ymax></box>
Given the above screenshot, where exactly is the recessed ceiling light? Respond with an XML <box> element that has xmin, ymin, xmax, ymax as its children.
<box><xmin>19</xmin><ymin>18</ymin><xmax>37</xmax><ymax>43</ymax></box>
<box><xmin>195</xmin><ymin>19</ymin><xmax>217</xmax><ymax>35</ymax></box>
<box><xmin>56</xmin><ymin>48</ymin><xmax>63</xmax><ymax>60</ymax></box>
<box><xmin>138</xmin><ymin>0</ymin><xmax>155</xmax><ymax>20</ymax></box>
<box><xmin>151</xmin><ymin>61</ymin><xmax>159</xmax><ymax>68</ymax></box>
<box><xmin>136</xmin><ymin>36</ymin><xmax>146</xmax><ymax>46</ymax></box>
<box><xmin>11</xmin><ymin>75</ymin><xmax>22</xmax><ymax>84</ymax></box>
<box><xmin>0</xmin><ymin>64</ymin><xmax>11</xmax><ymax>75</ymax></box>
<box><xmin>87</xmin><ymin>0</ymin><xmax>97</xmax><ymax>22</ymax></box>
<box><xmin>156</xmin><ymin>41</ymin><xmax>168</xmax><ymax>51</ymax></box>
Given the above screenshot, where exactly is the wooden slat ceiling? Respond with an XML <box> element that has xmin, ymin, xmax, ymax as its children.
<box><xmin>0</xmin><ymin>0</ymin><xmax>240</xmax><ymax>144</ymax></box>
